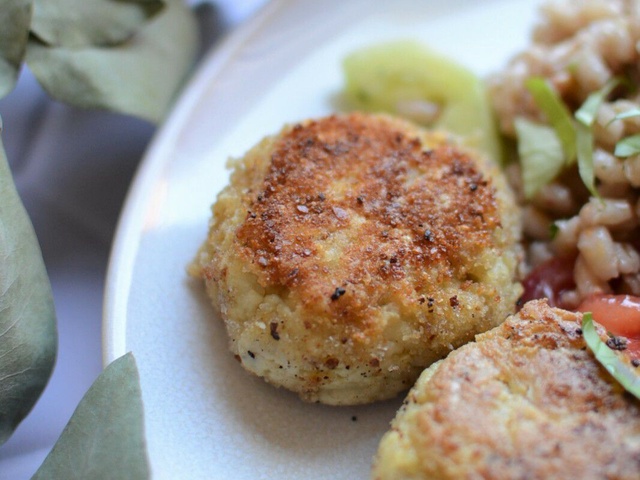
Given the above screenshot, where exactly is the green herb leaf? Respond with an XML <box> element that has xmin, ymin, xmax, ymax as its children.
<box><xmin>582</xmin><ymin>312</ymin><xmax>640</xmax><ymax>400</ymax></box>
<box><xmin>31</xmin><ymin>0</ymin><xmax>164</xmax><ymax>48</ymax></box>
<box><xmin>514</xmin><ymin>117</ymin><xmax>565</xmax><ymax>199</ymax></box>
<box><xmin>0</xmin><ymin>0</ymin><xmax>33</xmax><ymax>98</ymax></box>
<box><xmin>607</xmin><ymin>108</ymin><xmax>640</xmax><ymax>125</ymax></box>
<box><xmin>25</xmin><ymin>0</ymin><xmax>198</xmax><ymax>123</ymax></box>
<box><xmin>614</xmin><ymin>134</ymin><xmax>640</xmax><ymax>158</ymax></box>
<box><xmin>576</xmin><ymin>121</ymin><xmax>600</xmax><ymax>198</ymax></box>
<box><xmin>32</xmin><ymin>353</ymin><xmax>150</xmax><ymax>479</ymax></box>
<box><xmin>342</xmin><ymin>41</ymin><xmax>504</xmax><ymax>164</ymax></box>
<box><xmin>573</xmin><ymin>79</ymin><xmax>619</xmax><ymax>199</ymax></box>
<box><xmin>525</xmin><ymin>77</ymin><xmax>576</xmax><ymax>164</ymax></box>
<box><xmin>0</xmin><ymin>117</ymin><xmax>57</xmax><ymax>446</ymax></box>
<box><xmin>575</xmin><ymin>78</ymin><xmax>619</xmax><ymax>126</ymax></box>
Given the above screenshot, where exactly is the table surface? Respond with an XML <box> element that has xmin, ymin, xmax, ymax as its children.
<box><xmin>0</xmin><ymin>1</ymin><xmax>267</xmax><ymax>478</ymax></box>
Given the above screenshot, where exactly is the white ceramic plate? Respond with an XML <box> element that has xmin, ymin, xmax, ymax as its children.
<box><xmin>104</xmin><ymin>1</ymin><xmax>539</xmax><ymax>478</ymax></box>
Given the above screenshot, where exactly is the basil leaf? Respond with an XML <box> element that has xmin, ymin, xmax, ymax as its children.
<box><xmin>31</xmin><ymin>0</ymin><xmax>164</xmax><ymax>48</ymax></box>
<box><xmin>0</xmin><ymin>117</ymin><xmax>57</xmax><ymax>446</ymax></box>
<box><xmin>525</xmin><ymin>77</ymin><xmax>576</xmax><ymax>164</ymax></box>
<box><xmin>576</xmin><ymin>121</ymin><xmax>600</xmax><ymax>198</ymax></box>
<box><xmin>514</xmin><ymin>117</ymin><xmax>565</xmax><ymax>199</ymax></box>
<box><xmin>0</xmin><ymin>0</ymin><xmax>33</xmax><ymax>98</ymax></box>
<box><xmin>614</xmin><ymin>134</ymin><xmax>640</xmax><ymax>158</ymax></box>
<box><xmin>575</xmin><ymin>79</ymin><xmax>619</xmax><ymax>126</ymax></box>
<box><xmin>582</xmin><ymin>312</ymin><xmax>640</xmax><ymax>400</ymax></box>
<box><xmin>32</xmin><ymin>353</ymin><xmax>150</xmax><ymax>479</ymax></box>
<box><xmin>573</xmin><ymin>79</ymin><xmax>619</xmax><ymax>199</ymax></box>
<box><xmin>25</xmin><ymin>0</ymin><xmax>198</xmax><ymax>123</ymax></box>
<box><xmin>607</xmin><ymin>108</ymin><xmax>640</xmax><ymax>125</ymax></box>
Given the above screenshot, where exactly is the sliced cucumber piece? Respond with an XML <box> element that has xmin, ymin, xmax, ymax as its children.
<box><xmin>343</xmin><ymin>40</ymin><xmax>503</xmax><ymax>164</ymax></box>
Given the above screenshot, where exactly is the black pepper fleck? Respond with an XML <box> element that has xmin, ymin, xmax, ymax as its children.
<box><xmin>351</xmin><ymin>416</ymin><xmax>358</xmax><ymax>422</ymax></box>
<box><xmin>606</xmin><ymin>335</ymin><xmax>627</xmax><ymax>351</ymax></box>
<box><xmin>248</xmin><ymin>351</ymin><xmax>255</xmax><ymax>359</ymax></box>
<box><xmin>424</xmin><ymin>229</ymin><xmax>432</xmax><ymax>241</ymax></box>
<box><xmin>633</xmin><ymin>359</ymin><xmax>640</xmax><ymax>368</ymax></box>
<box><xmin>270</xmin><ymin>322</ymin><xmax>280</xmax><ymax>341</ymax></box>
<box><xmin>331</xmin><ymin>287</ymin><xmax>346</xmax><ymax>301</ymax></box>
<box><xmin>470</xmin><ymin>183</ymin><xmax>478</xmax><ymax>191</ymax></box>
<box><xmin>427</xmin><ymin>296</ymin><xmax>435</xmax><ymax>313</ymax></box>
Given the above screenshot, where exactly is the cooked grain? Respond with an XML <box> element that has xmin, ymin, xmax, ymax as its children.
<box><xmin>489</xmin><ymin>0</ymin><xmax>640</xmax><ymax>306</ymax></box>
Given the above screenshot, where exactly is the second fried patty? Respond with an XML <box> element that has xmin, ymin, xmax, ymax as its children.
<box><xmin>373</xmin><ymin>299</ymin><xmax>640</xmax><ymax>479</ymax></box>
<box><xmin>191</xmin><ymin>112</ymin><xmax>522</xmax><ymax>405</ymax></box>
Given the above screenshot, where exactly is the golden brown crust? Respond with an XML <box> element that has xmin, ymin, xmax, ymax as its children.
<box><xmin>373</xmin><ymin>299</ymin><xmax>640</xmax><ymax>479</ymax></box>
<box><xmin>193</xmin><ymin>112</ymin><xmax>522</xmax><ymax>405</ymax></box>
<box><xmin>235</xmin><ymin>114</ymin><xmax>503</xmax><ymax>329</ymax></box>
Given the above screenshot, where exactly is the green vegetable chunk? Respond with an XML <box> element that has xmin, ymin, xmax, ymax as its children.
<box><xmin>343</xmin><ymin>40</ymin><xmax>503</xmax><ymax>164</ymax></box>
<box><xmin>0</xmin><ymin>117</ymin><xmax>57</xmax><ymax>446</ymax></box>
<box><xmin>514</xmin><ymin>117</ymin><xmax>565</xmax><ymax>199</ymax></box>
<box><xmin>582</xmin><ymin>312</ymin><xmax>640</xmax><ymax>400</ymax></box>
<box><xmin>33</xmin><ymin>353</ymin><xmax>150</xmax><ymax>479</ymax></box>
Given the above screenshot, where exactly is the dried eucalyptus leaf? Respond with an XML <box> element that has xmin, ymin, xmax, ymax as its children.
<box><xmin>26</xmin><ymin>0</ymin><xmax>198</xmax><ymax>123</ymax></box>
<box><xmin>32</xmin><ymin>353</ymin><xmax>149</xmax><ymax>480</ymax></box>
<box><xmin>0</xmin><ymin>118</ymin><xmax>57</xmax><ymax>446</ymax></box>
<box><xmin>31</xmin><ymin>0</ymin><xmax>164</xmax><ymax>48</ymax></box>
<box><xmin>0</xmin><ymin>0</ymin><xmax>33</xmax><ymax>98</ymax></box>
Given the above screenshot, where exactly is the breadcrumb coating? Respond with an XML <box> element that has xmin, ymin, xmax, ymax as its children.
<box><xmin>191</xmin><ymin>113</ymin><xmax>522</xmax><ymax>405</ymax></box>
<box><xmin>373</xmin><ymin>299</ymin><xmax>640</xmax><ymax>479</ymax></box>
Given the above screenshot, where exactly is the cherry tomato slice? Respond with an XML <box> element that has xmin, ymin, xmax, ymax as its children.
<box><xmin>577</xmin><ymin>294</ymin><xmax>640</xmax><ymax>361</ymax></box>
<box><xmin>577</xmin><ymin>294</ymin><xmax>640</xmax><ymax>338</ymax></box>
<box><xmin>519</xmin><ymin>255</ymin><xmax>576</xmax><ymax>309</ymax></box>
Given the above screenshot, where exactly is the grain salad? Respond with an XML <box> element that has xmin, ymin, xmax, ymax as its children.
<box><xmin>489</xmin><ymin>0</ymin><xmax>640</xmax><ymax>309</ymax></box>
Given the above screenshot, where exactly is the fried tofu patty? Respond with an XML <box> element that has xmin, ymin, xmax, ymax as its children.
<box><xmin>191</xmin><ymin>113</ymin><xmax>522</xmax><ymax>405</ymax></box>
<box><xmin>373</xmin><ymin>299</ymin><xmax>640</xmax><ymax>479</ymax></box>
